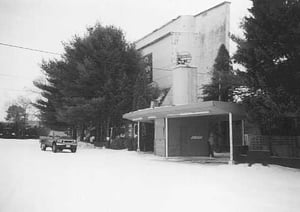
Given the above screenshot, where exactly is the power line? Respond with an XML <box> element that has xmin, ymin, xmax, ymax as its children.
<box><xmin>0</xmin><ymin>86</ymin><xmax>39</xmax><ymax>93</ymax></box>
<box><xmin>0</xmin><ymin>73</ymin><xmax>34</xmax><ymax>80</ymax></box>
<box><xmin>0</xmin><ymin>42</ymin><xmax>61</xmax><ymax>56</ymax></box>
<box><xmin>0</xmin><ymin>88</ymin><xmax>28</xmax><ymax>92</ymax></box>
<box><xmin>0</xmin><ymin>41</ymin><xmax>199</xmax><ymax>73</ymax></box>
<box><xmin>0</xmin><ymin>41</ymin><xmax>211</xmax><ymax>76</ymax></box>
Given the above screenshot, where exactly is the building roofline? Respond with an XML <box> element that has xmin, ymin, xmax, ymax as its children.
<box><xmin>135</xmin><ymin>16</ymin><xmax>181</xmax><ymax>44</ymax></box>
<box><xmin>137</xmin><ymin>32</ymin><xmax>172</xmax><ymax>51</ymax></box>
<box><xmin>135</xmin><ymin>1</ymin><xmax>231</xmax><ymax>45</ymax></box>
<box><xmin>194</xmin><ymin>1</ymin><xmax>231</xmax><ymax>17</ymax></box>
<box><xmin>123</xmin><ymin>101</ymin><xmax>246</xmax><ymax>121</ymax></box>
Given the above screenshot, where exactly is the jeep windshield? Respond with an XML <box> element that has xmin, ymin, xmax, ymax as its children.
<box><xmin>50</xmin><ymin>130</ymin><xmax>72</xmax><ymax>138</ymax></box>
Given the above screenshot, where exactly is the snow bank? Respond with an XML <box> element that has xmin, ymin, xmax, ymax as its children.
<box><xmin>0</xmin><ymin>139</ymin><xmax>299</xmax><ymax>212</ymax></box>
<box><xmin>77</xmin><ymin>141</ymin><xmax>95</xmax><ymax>149</ymax></box>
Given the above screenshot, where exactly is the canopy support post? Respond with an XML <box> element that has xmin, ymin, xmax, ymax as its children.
<box><xmin>241</xmin><ymin>119</ymin><xmax>245</xmax><ymax>145</ymax></box>
<box><xmin>137</xmin><ymin>121</ymin><xmax>140</xmax><ymax>152</ymax></box>
<box><xmin>165</xmin><ymin>117</ymin><xmax>168</xmax><ymax>158</ymax></box>
<box><xmin>229</xmin><ymin>112</ymin><xmax>234</xmax><ymax>165</ymax></box>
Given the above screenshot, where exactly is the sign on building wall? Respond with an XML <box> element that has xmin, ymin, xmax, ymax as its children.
<box><xmin>143</xmin><ymin>53</ymin><xmax>153</xmax><ymax>83</ymax></box>
<box><xmin>176</xmin><ymin>52</ymin><xmax>192</xmax><ymax>65</ymax></box>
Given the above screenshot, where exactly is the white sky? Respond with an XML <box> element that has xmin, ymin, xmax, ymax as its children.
<box><xmin>0</xmin><ymin>0</ymin><xmax>252</xmax><ymax>121</ymax></box>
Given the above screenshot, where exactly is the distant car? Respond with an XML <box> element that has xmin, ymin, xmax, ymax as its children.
<box><xmin>39</xmin><ymin>130</ymin><xmax>77</xmax><ymax>153</ymax></box>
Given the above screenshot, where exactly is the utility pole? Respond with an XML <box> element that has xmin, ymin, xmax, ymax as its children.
<box><xmin>218</xmin><ymin>73</ymin><xmax>221</xmax><ymax>101</ymax></box>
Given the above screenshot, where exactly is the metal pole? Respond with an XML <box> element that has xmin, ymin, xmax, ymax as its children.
<box><xmin>165</xmin><ymin>117</ymin><xmax>168</xmax><ymax>158</ymax></box>
<box><xmin>137</xmin><ymin>121</ymin><xmax>140</xmax><ymax>152</ymax></box>
<box><xmin>218</xmin><ymin>77</ymin><xmax>221</xmax><ymax>101</ymax></box>
<box><xmin>229</xmin><ymin>112</ymin><xmax>234</xmax><ymax>164</ymax></box>
<box><xmin>241</xmin><ymin>120</ymin><xmax>245</xmax><ymax>145</ymax></box>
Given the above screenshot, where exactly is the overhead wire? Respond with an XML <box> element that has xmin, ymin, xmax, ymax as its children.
<box><xmin>0</xmin><ymin>73</ymin><xmax>35</xmax><ymax>80</ymax></box>
<box><xmin>0</xmin><ymin>41</ymin><xmax>209</xmax><ymax>72</ymax></box>
<box><xmin>0</xmin><ymin>41</ymin><xmax>212</xmax><ymax>87</ymax></box>
<box><xmin>0</xmin><ymin>42</ymin><xmax>62</xmax><ymax>56</ymax></box>
<box><xmin>0</xmin><ymin>87</ymin><xmax>34</xmax><ymax>92</ymax></box>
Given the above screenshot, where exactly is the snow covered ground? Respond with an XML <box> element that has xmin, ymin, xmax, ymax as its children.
<box><xmin>0</xmin><ymin>139</ymin><xmax>299</xmax><ymax>212</ymax></box>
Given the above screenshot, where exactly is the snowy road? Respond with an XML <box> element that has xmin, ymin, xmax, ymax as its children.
<box><xmin>0</xmin><ymin>139</ymin><xmax>300</xmax><ymax>212</ymax></box>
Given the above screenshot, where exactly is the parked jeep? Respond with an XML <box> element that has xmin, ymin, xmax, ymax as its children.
<box><xmin>40</xmin><ymin>130</ymin><xmax>77</xmax><ymax>153</ymax></box>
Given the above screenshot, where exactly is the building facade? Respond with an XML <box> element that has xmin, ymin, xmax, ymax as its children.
<box><xmin>124</xmin><ymin>2</ymin><xmax>245</xmax><ymax>164</ymax></box>
<box><xmin>135</xmin><ymin>1</ymin><xmax>230</xmax><ymax>102</ymax></box>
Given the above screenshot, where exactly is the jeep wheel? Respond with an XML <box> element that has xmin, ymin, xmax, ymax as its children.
<box><xmin>52</xmin><ymin>143</ymin><xmax>57</xmax><ymax>153</ymax></box>
<box><xmin>71</xmin><ymin>147</ymin><xmax>77</xmax><ymax>153</ymax></box>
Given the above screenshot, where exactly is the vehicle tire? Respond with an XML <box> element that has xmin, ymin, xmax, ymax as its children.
<box><xmin>71</xmin><ymin>147</ymin><xmax>77</xmax><ymax>153</ymax></box>
<box><xmin>52</xmin><ymin>143</ymin><xmax>57</xmax><ymax>153</ymax></box>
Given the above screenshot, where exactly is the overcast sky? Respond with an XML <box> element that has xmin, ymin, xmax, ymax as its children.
<box><xmin>0</xmin><ymin>0</ymin><xmax>252</xmax><ymax>121</ymax></box>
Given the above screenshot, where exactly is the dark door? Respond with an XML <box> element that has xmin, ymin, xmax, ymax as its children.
<box><xmin>140</xmin><ymin>122</ymin><xmax>154</xmax><ymax>152</ymax></box>
<box><xmin>180</xmin><ymin>126</ymin><xmax>209</xmax><ymax>156</ymax></box>
<box><xmin>180</xmin><ymin>126</ymin><xmax>190</xmax><ymax>155</ymax></box>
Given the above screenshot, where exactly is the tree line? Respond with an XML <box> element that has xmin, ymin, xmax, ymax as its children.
<box><xmin>2</xmin><ymin>97</ymin><xmax>44</xmax><ymax>138</ymax></box>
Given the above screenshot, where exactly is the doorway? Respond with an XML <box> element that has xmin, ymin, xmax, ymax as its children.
<box><xmin>140</xmin><ymin>122</ymin><xmax>154</xmax><ymax>152</ymax></box>
<box><xmin>179</xmin><ymin>125</ymin><xmax>209</xmax><ymax>156</ymax></box>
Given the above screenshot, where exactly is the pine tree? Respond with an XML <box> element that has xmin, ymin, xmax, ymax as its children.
<box><xmin>233</xmin><ymin>0</ymin><xmax>300</xmax><ymax>135</ymax></box>
<box><xmin>33</xmin><ymin>60</ymin><xmax>70</xmax><ymax>130</ymax></box>
<box><xmin>34</xmin><ymin>24</ymin><xmax>142</xmax><ymax>141</ymax></box>
<box><xmin>5</xmin><ymin>105</ymin><xmax>26</xmax><ymax>137</ymax></box>
<box><xmin>202</xmin><ymin>44</ymin><xmax>238</xmax><ymax>102</ymax></box>
<box><xmin>132</xmin><ymin>69</ymin><xmax>162</xmax><ymax>110</ymax></box>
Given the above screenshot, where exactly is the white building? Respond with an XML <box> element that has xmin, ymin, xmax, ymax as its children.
<box><xmin>135</xmin><ymin>1</ymin><xmax>230</xmax><ymax>103</ymax></box>
<box><xmin>124</xmin><ymin>2</ymin><xmax>245</xmax><ymax>164</ymax></box>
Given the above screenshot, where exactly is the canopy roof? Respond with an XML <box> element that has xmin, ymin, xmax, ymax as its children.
<box><xmin>123</xmin><ymin>101</ymin><xmax>246</xmax><ymax>122</ymax></box>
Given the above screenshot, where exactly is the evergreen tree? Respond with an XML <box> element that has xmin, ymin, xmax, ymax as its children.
<box><xmin>33</xmin><ymin>60</ymin><xmax>70</xmax><ymax>130</ymax></box>
<box><xmin>202</xmin><ymin>44</ymin><xmax>238</xmax><ymax>102</ymax></box>
<box><xmin>34</xmin><ymin>24</ymin><xmax>142</xmax><ymax>141</ymax></box>
<box><xmin>5</xmin><ymin>105</ymin><xmax>26</xmax><ymax>136</ymax></box>
<box><xmin>233</xmin><ymin>0</ymin><xmax>300</xmax><ymax>135</ymax></box>
<box><xmin>132</xmin><ymin>68</ymin><xmax>161</xmax><ymax>110</ymax></box>
<box><xmin>234</xmin><ymin>0</ymin><xmax>300</xmax><ymax>134</ymax></box>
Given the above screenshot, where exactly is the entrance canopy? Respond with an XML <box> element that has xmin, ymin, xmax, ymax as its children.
<box><xmin>123</xmin><ymin>101</ymin><xmax>246</xmax><ymax>122</ymax></box>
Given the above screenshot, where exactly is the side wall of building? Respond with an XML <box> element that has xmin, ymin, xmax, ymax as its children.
<box><xmin>154</xmin><ymin>118</ymin><xmax>166</xmax><ymax>156</ymax></box>
<box><xmin>139</xmin><ymin>35</ymin><xmax>174</xmax><ymax>89</ymax></box>
<box><xmin>194</xmin><ymin>3</ymin><xmax>230</xmax><ymax>99</ymax></box>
